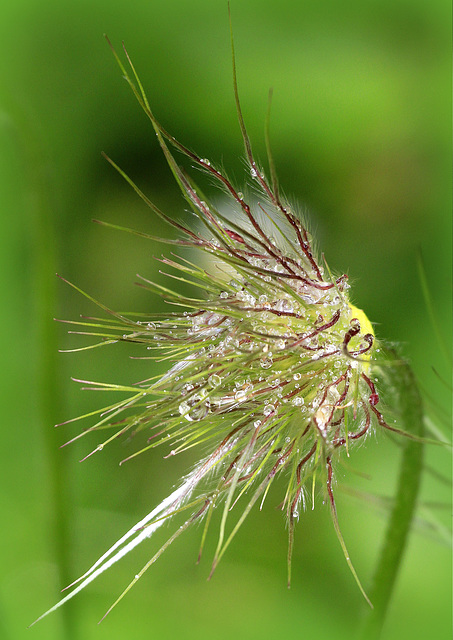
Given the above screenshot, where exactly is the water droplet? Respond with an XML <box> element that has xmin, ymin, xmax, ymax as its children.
<box><xmin>275</xmin><ymin>299</ymin><xmax>293</xmax><ymax>313</ymax></box>
<box><xmin>254</xmin><ymin>419</ymin><xmax>262</xmax><ymax>428</ymax></box>
<box><xmin>293</xmin><ymin>373</ymin><xmax>302</xmax><ymax>381</ymax></box>
<box><xmin>263</xmin><ymin>405</ymin><xmax>275</xmax><ymax>416</ymax></box>
<box><xmin>260</xmin><ymin>356</ymin><xmax>273</xmax><ymax>369</ymax></box>
<box><xmin>292</xmin><ymin>397</ymin><xmax>304</xmax><ymax>407</ymax></box>
<box><xmin>179</xmin><ymin>401</ymin><xmax>190</xmax><ymax>416</ymax></box>
<box><xmin>258</xmin><ymin>294</ymin><xmax>268</xmax><ymax>305</ymax></box>
<box><xmin>220</xmin><ymin>291</ymin><xmax>228</xmax><ymax>299</ymax></box>
<box><xmin>275</xmin><ymin>339</ymin><xmax>285</xmax><ymax>350</ymax></box>
<box><xmin>209</xmin><ymin>374</ymin><xmax>222</xmax><ymax>388</ymax></box>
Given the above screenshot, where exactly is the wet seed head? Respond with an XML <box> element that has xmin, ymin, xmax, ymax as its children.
<box><xmin>38</xmin><ymin>35</ymin><xmax>410</xmax><ymax>624</ymax></box>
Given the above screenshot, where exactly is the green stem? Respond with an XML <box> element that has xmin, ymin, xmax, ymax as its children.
<box><xmin>358</xmin><ymin>355</ymin><xmax>424</xmax><ymax>639</ymax></box>
<box><xmin>14</xmin><ymin>105</ymin><xmax>79</xmax><ymax>638</ymax></box>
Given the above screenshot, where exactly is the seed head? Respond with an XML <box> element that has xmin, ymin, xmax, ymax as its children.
<box><xmin>33</xmin><ymin>36</ymin><xmax>416</xmax><ymax>624</ymax></box>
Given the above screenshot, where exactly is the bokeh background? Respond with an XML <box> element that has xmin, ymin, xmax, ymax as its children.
<box><xmin>0</xmin><ymin>1</ymin><xmax>451</xmax><ymax>639</ymax></box>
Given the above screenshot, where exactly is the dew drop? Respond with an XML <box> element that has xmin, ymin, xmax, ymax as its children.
<box><xmin>263</xmin><ymin>405</ymin><xmax>275</xmax><ymax>416</ymax></box>
<box><xmin>260</xmin><ymin>356</ymin><xmax>273</xmax><ymax>369</ymax></box>
<box><xmin>275</xmin><ymin>299</ymin><xmax>293</xmax><ymax>313</ymax></box>
<box><xmin>209</xmin><ymin>374</ymin><xmax>222</xmax><ymax>388</ymax></box>
<box><xmin>179</xmin><ymin>401</ymin><xmax>190</xmax><ymax>416</ymax></box>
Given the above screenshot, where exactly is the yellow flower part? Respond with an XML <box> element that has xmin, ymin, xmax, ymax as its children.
<box><xmin>348</xmin><ymin>303</ymin><xmax>375</xmax><ymax>370</ymax></box>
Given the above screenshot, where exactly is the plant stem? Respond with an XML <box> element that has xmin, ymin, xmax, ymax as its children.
<box><xmin>358</xmin><ymin>355</ymin><xmax>424</xmax><ymax>639</ymax></box>
<box><xmin>15</xmin><ymin>104</ymin><xmax>79</xmax><ymax>638</ymax></box>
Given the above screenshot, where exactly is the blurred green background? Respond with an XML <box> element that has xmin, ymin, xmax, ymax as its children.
<box><xmin>0</xmin><ymin>1</ymin><xmax>450</xmax><ymax>639</ymax></box>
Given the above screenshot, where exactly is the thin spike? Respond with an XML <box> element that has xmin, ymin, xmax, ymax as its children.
<box><xmin>265</xmin><ymin>87</ymin><xmax>280</xmax><ymax>202</ymax></box>
<box><xmin>326</xmin><ymin>457</ymin><xmax>373</xmax><ymax>608</ymax></box>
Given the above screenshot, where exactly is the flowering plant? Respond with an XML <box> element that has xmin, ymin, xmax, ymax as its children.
<box><xmin>34</xmin><ymin>28</ymin><xmax>436</xmax><ymax>636</ymax></box>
